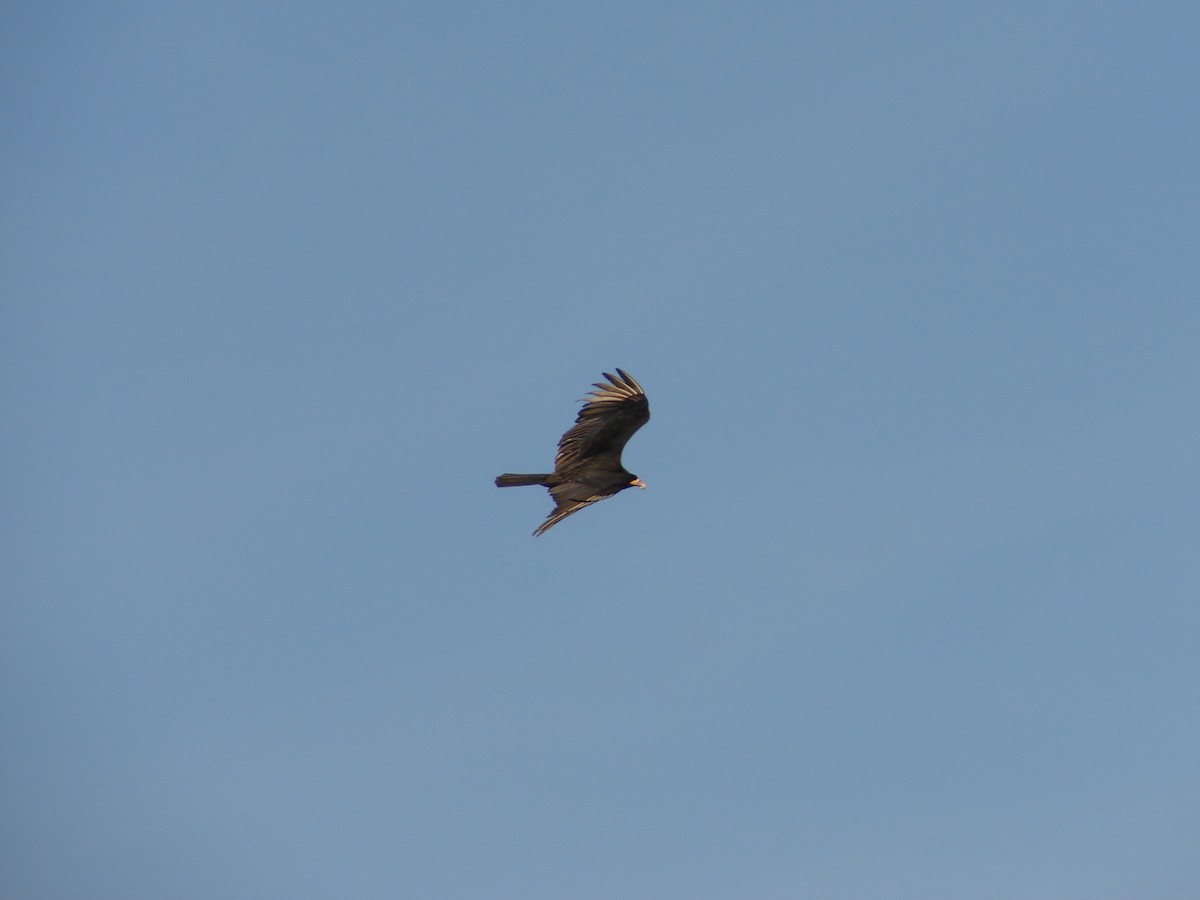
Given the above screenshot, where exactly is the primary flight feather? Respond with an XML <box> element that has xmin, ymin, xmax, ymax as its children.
<box><xmin>495</xmin><ymin>369</ymin><xmax>650</xmax><ymax>536</ymax></box>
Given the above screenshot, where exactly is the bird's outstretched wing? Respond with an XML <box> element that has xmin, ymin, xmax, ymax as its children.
<box><xmin>532</xmin><ymin>491</ymin><xmax>609</xmax><ymax>536</ymax></box>
<box><xmin>554</xmin><ymin>369</ymin><xmax>649</xmax><ymax>472</ymax></box>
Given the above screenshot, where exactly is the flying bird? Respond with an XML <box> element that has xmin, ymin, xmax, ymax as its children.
<box><xmin>495</xmin><ymin>369</ymin><xmax>650</xmax><ymax>536</ymax></box>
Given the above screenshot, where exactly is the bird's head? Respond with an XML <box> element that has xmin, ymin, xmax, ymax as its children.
<box><xmin>629</xmin><ymin>477</ymin><xmax>646</xmax><ymax>489</ymax></box>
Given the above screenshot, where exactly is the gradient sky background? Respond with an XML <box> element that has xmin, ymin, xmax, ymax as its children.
<box><xmin>3</xmin><ymin>3</ymin><xmax>1198</xmax><ymax>898</ymax></box>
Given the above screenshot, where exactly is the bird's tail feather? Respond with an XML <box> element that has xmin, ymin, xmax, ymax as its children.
<box><xmin>495</xmin><ymin>473</ymin><xmax>550</xmax><ymax>487</ymax></box>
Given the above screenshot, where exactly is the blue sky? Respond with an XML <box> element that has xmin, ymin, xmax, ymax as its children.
<box><xmin>3</xmin><ymin>3</ymin><xmax>1198</xmax><ymax>897</ymax></box>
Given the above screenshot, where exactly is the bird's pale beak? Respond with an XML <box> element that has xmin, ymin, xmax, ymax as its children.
<box><xmin>631</xmin><ymin>478</ymin><xmax>646</xmax><ymax>489</ymax></box>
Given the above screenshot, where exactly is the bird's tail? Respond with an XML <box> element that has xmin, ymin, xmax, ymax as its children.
<box><xmin>495</xmin><ymin>473</ymin><xmax>551</xmax><ymax>488</ymax></box>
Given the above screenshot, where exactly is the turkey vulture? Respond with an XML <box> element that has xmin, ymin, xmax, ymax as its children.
<box><xmin>495</xmin><ymin>369</ymin><xmax>650</xmax><ymax>536</ymax></box>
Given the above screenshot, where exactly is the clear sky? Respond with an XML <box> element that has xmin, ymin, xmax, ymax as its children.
<box><xmin>3</xmin><ymin>3</ymin><xmax>1198</xmax><ymax>898</ymax></box>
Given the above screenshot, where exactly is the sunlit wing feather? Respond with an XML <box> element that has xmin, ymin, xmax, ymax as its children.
<box><xmin>553</xmin><ymin>369</ymin><xmax>650</xmax><ymax>471</ymax></box>
<box><xmin>532</xmin><ymin>493</ymin><xmax>607</xmax><ymax>536</ymax></box>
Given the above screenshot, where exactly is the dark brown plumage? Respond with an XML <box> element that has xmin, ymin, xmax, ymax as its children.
<box><xmin>495</xmin><ymin>369</ymin><xmax>650</xmax><ymax>536</ymax></box>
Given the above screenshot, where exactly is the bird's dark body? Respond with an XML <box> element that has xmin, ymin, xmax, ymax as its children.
<box><xmin>495</xmin><ymin>369</ymin><xmax>649</xmax><ymax>536</ymax></box>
